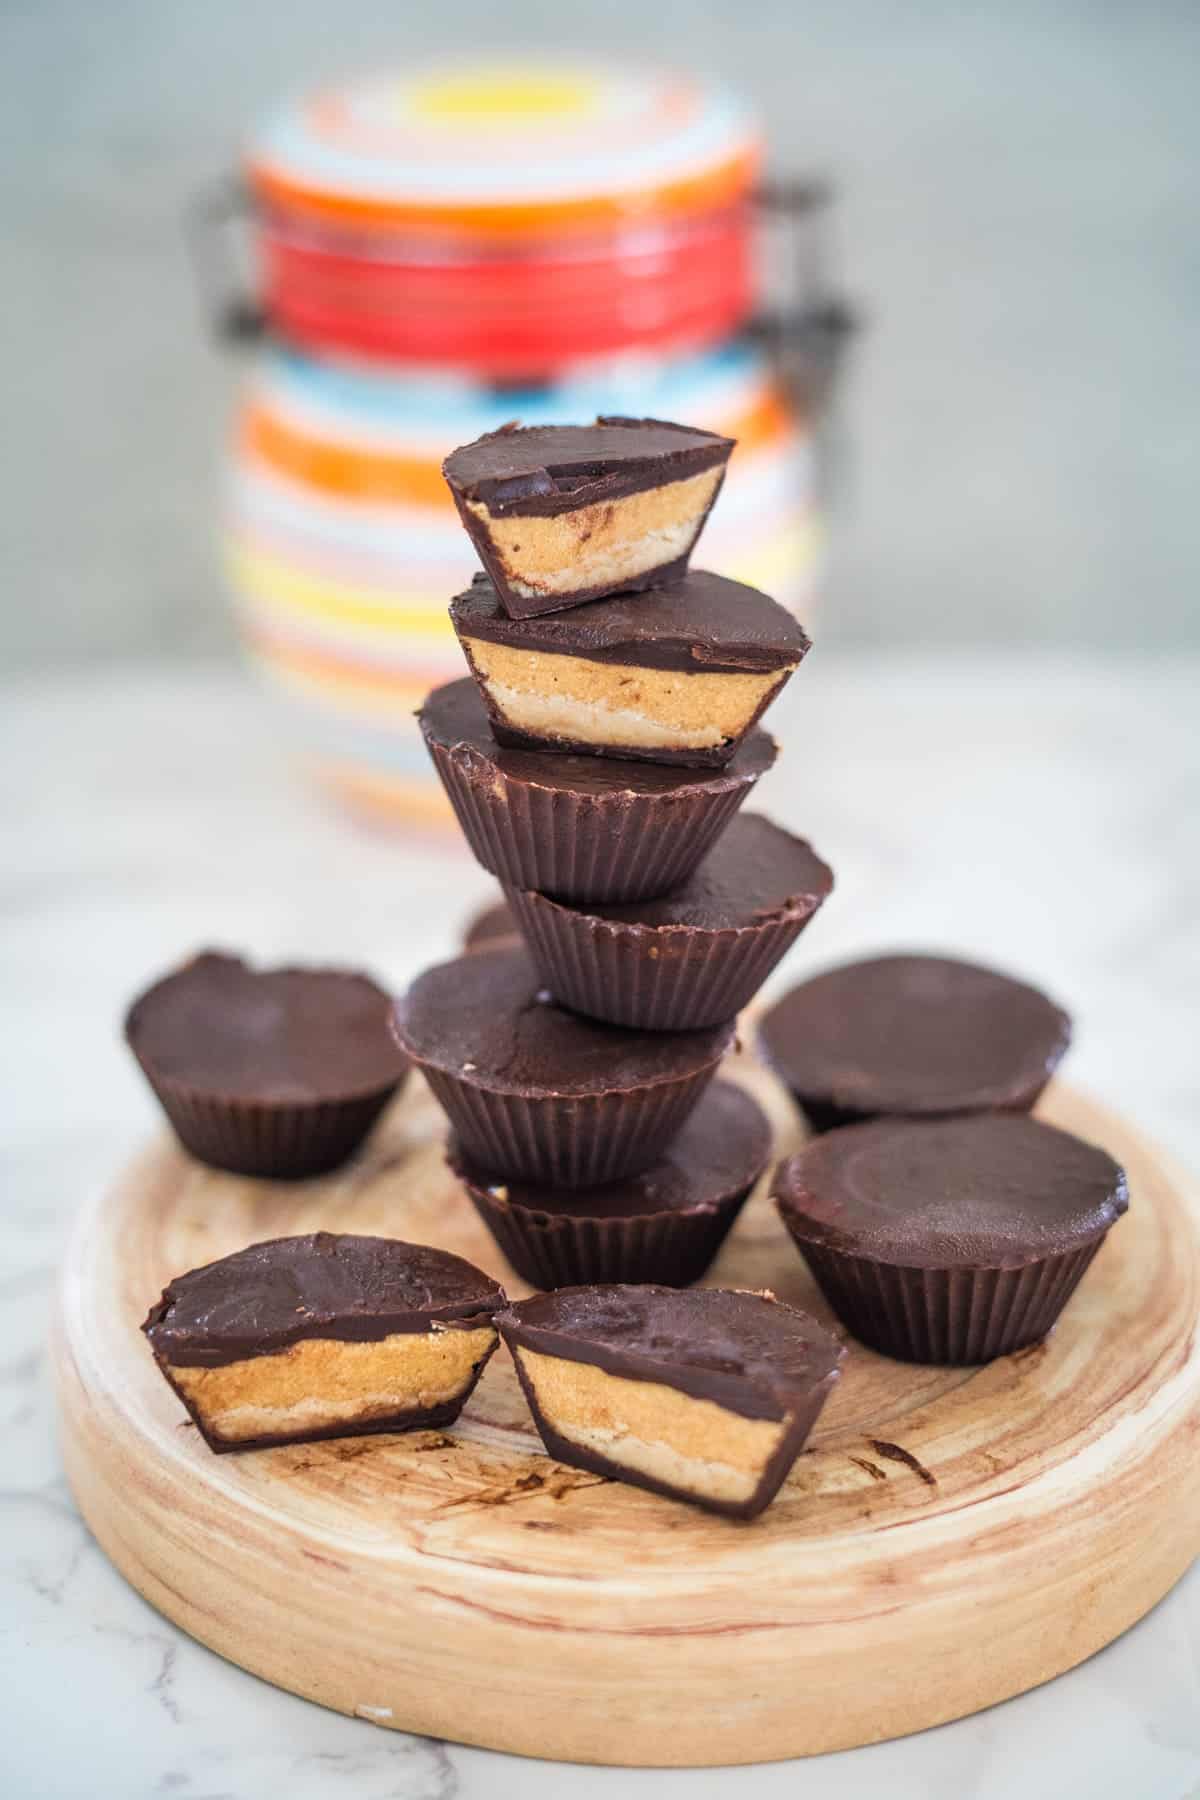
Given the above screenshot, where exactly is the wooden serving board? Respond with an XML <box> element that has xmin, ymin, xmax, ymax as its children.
<box><xmin>53</xmin><ymin>1057</ymin><xmax>1200</xmax><ymax>1767</ymax></box>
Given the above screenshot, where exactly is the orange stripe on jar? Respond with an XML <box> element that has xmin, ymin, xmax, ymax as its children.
<box><xmin>239</xmin><ymin>386</ymin><xmax>790</xmax><ymax>508</ymax></box>
<box><xmin>247</xmin><ymin>145</ymin><xmax>760</xmax><ymax>242</ymax></box>
<box><xmin>239</xmin><ymin>408</ymin><xmax>453</xmax><ymax>508</ymax></box>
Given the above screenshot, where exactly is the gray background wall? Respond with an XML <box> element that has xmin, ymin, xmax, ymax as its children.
<box><xmin>3</xmin><ymin>0</ymin><xmax>1196</xmax><ymax>667</ymax></box>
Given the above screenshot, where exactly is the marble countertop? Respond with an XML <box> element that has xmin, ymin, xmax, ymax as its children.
<box><xmin>4</xmin><ymin>657</ymin><xmax>1199</xmax><ymax>1800</ymax></box>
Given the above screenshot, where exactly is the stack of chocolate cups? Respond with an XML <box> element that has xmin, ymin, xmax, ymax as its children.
<box><xmin>394</xmin><ymin>418</ymin><xmax>833</xmax><ymax>1291</ymax></box>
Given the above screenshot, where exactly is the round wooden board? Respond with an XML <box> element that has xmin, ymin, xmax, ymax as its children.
<box><xmin>54</xmin><ymin>1058</ymin><xmax>1200</xmax><ymax>1767</ymax></box>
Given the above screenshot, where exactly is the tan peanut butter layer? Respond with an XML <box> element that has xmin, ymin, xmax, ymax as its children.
<box><xmin>515</xmin><ymin>1346</ymin><xmax>789</xmax><ymax>1505</ymax></box>
<box><xmin>467</xmin><ymin>465</ymin><xmax>724</xmax><ymax>600</ymax></box>
<box><xmin>450</xmin><ymin>569</ymin><xmax>808</xmax><ymax>761</ymax></box>
<box><xmin>465</xmin><ymin>638</ymin><xmax>788</xmax><ymax>752</ymax></box>
<box><xmin>167</xmin><ymin>1325</ymin><xmax>496</xmax><ymax>1443</ymax></box>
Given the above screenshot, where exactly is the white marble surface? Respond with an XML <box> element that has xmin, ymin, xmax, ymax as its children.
<box><xmin>3</xmin><ymin>658</ymin><xmax>1199</xmax><ymax>1800</ymax></box>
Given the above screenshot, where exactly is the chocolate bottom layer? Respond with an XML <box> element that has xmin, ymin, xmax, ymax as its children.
<box><xmin>420</xmin><ymin>1062</ymin><xmax>720</xmax><ymax>1188</ymax></box>
<box><xmin>507</xmin><ymin>888</ymin><xmax>817</xmax><ymax>1031</ymax></box>
<box><xmin>464</xmin><ymin>1181</ymin><xmax>755</xmax><ymax>1289</ymax></box>
<box><xmin>790</xmin><ymin>1238</ymin><xmax>1106</xmax><ymax>1364</ymax></box>
<box><xmin>170</xmin><ymin>1388</ymin><xmax>478</xmax><ymax>1455</ymax></box>
<box><xmin>488</xmin><ymin>716</ymin><xmax>766</xmax><ymax>771</ymax></box>
<box><xmin>141</xmin><ymin>1071</ymin><xmax>404</xmax><ymax>1179</ymax></box>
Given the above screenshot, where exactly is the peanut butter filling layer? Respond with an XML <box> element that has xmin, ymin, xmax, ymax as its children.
<box><xmin>465</xmin><ymin>638</ymin><xmax>790</xmax><ymax>753</ymax></box>
<box><xmin>167</xmin><ymin>1325</ymin><xmax>496</xmax><ymax>1443</ymax></box>
<box><xmin>516</xmin><ymin>1346</ymin><xmax>789</xmax><ymax>1505</ymax></box>
<box><xmin>467</xmin><ymin>466</ymin><xmax>722</xmax><ymax>599</ymax></box>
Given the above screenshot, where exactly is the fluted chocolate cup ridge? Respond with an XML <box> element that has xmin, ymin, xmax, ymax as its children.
<box><xmin>136</xmin><ymin>1066</ymin><xmax>403</xmax><ymax>1179</ymax></box>
<box><xmin>418</xmin><ymin>1060</ymin><xmax>723</xmax><ymax>1188</ymax></box>
<box><xmin>460</xmin><ymin>1178</ymin><xmax>754</xmax><ymax>1289</ymax></box>
<box><xmin>780</xmin><ymin>1230</ymin><xmax>1107</xmax><ymax>1364</ymax></box>
<box><xmin>506</xmin><ymin>887</ymin><xmax>824</xmax><ymax>1032</ymax></box>
<box><xmin>419</xmin><ymin>682</ymin><xmax>775</xmax><ymax>905</ymax></box>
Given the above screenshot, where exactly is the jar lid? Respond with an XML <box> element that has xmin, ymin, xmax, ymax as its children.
<box><xmin>247</xmin><ymin>60</ymin><xmax>761</xmax><ymax>239</ymax></box>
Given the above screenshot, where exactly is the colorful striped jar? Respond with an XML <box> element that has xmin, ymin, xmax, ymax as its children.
<box><xmin>218</xmin><ymin>61</ymin><xmax>845</xmax><ymax>826</ymax></box>
<box><xmin>244</xmin><ymin>62</ymin><xmax>761</xmax><ymax>376</ymax></box>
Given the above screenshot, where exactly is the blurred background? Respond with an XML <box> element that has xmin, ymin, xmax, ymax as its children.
<box><xmin>5</xmin><ymin>0</ymin><xmax>1197</xmax><ymax>677</ymax></box>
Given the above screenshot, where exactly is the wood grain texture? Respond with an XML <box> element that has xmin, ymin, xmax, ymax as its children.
<box><xmin>53</xmin><ymin>1055</ymin><xmax>1200</xmax><ymax>1766</ymax></box>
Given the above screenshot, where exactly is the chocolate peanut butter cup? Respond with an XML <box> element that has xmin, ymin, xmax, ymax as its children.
<box><xmin>143</xmin><ymin>1233</ymin><xmax>505</xmax><ymax>1452</ymax></box>
<box><xmin>498</xmin><ymin>1285</ymin><xmax>844</xmax><ymax>1518</ymax></box>
<box><xmin>507</xmin><ymin>813</ymin><xmax>833</xmax><ymax>1031</ymax></box>
<box><xmin>422</xmin><ymin>678</ymin><xmax>776</xmax><ymax>905</ymax></box>
<box><xmin>450</xmin><ymin>1081</ymin><xmax>771</xmax><ymax>1289</ymax></box>
<box><xmin>443</xmin><ymin>418</ymin><xmax>733</xmax><ymax>618</ymax></box>
<box><xmin>125</xmin><ymin>952</ymin><xmax>408</xmax><ymax>1178</ymax></box>
<box><xmin>451</xmin><ymin>568</ymin><xmax>809</xmax><ymax>769</ymax></box>
<box><xmin>758</xmin><ymin>953</ymin><xmax>1072</xmax><ymax>1132</ymax></box>
<box><xmin>392</xmin><ymin>946</ymin><xmax>733</xmax><ymax>1187</ymax></box>
<box><xmin>774</xmin><ymin>1114</ymin><xmax>1128</xmax><ymax>1364</ymax></box>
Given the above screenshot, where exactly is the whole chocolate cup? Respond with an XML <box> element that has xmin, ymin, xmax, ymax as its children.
<box><xmin>125</xmin><ymin>953</ymin><xmax>409</xmax><ymax>1180</ymax></box>
<box><xmin>757</xmin><ymin>953</ymin><xmax>1072</xmax><ymax>1134</ymax></box>
<box><xmin>393</xmin><ymin>948</ymin><xmax>734</xmax><ymax>1187</ymax></box>
<box><xmin>504</xmin><ymin>814</ymin><xmax>834</xmax><ymax>1031</ymax></box>
<box><xmin>420</xmin><ymin>679</ymin><xmax>775</xmax><ymax>904</ymax></box>
<box><xmin>774</xmin><ymin>1115</ymin><xmax>1129</xmax><ymax>1364</ymax></box>
<box><xmin>449</xmin><ymin>1081</ymin><xmax>771</xmax><ymax>1288</ymax></box>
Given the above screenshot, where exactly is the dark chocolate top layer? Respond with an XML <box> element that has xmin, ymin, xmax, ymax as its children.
<box><xmin>774</xmin><ymin>1114</ymin><xmax>1128</xmax><ymax>1269</ymax></box>
<box><xmin>422</xmin><ymin>677</ymin><xmax>776</xmax><ymax>798</ymax></box>
<box><xmin>443</xmin><ymin>417</ymin><xmax>732</xmax><ymax>516</ymax></box>
<box><xmin>125</xmin><ymin>952</ymin><xmax>407</xmax><ymax>1102</ymax></box>
<box><xmin>451</xmin><ymin>1080</ymin><xmax>770</xmax><ymax>1220</ymax></box>
<box><xmin>552</xmin><ymin>813</ymin><xmax>832</xmax><ymax>932</ymax></box>
<box><xmin>142</xmin><ymin>1232</ymin><xmax>505</xmax><ymax>1367</ymax></box>
<box><xmin>450</xmin><ymin>569</ymin><xmax>810</xmax><ymax>673</ymax></box>
<box><xmin>393</xmin><ymin>947</ymin><xmax>733</xmax><ymax>1095</ymax></box>
<box><xmin>498</xmin><ymin>1284</ymin><xmax>844</xmax><ymax>1421</ymax></box>
<box><xmin>758</xmin><ymin>953</ymin><xmax>1072</xmax><ymax>1116</ymax></box>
